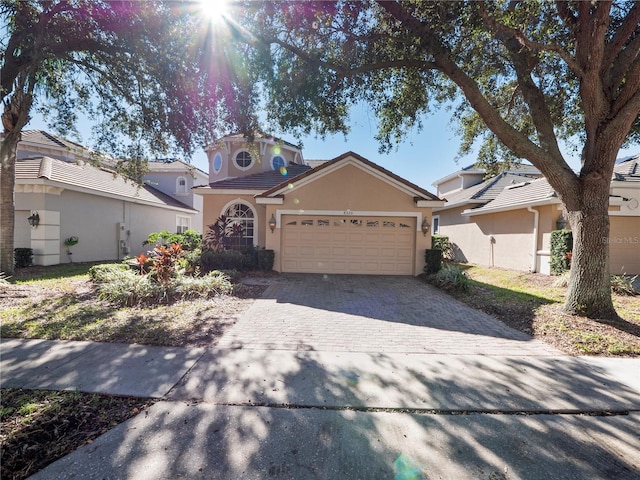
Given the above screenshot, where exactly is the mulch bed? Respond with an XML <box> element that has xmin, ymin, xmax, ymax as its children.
<box><xmin>0</xmin><ymin>389</ymin><xmax>155</xmax><ymax>480</ymax></box>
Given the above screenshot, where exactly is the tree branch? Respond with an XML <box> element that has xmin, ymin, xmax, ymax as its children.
<box><xmin>477</xmin><ymin>3</ymin><xmax>584</xmax><ymax>78</ymax></box>
<box><xmin>604</xmin><ymin>1</ymin><xmax>640</xmax><ymax>64</ymax></box>
<box><xmin>376</xmin><ymin>0</ymin><xmax>580</xmax><ymax>200</ymax></box>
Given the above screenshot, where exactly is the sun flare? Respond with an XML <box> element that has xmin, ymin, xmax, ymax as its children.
<box><xmin>198</xmin><ymin>0</ymin><xmax>230</xmax><ymax>24</ymax></box>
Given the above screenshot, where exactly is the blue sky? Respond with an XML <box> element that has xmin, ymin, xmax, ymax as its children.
<box><xmin>26</xmin><ymin>105</ymin><xmax>639</xmax><ymax>190</ymax></box>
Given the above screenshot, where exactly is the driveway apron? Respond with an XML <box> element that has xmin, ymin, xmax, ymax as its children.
<box><xmin>217</xmin><ymin>274</ymin><xmax>560</xmax><ymax>355</ymax></box>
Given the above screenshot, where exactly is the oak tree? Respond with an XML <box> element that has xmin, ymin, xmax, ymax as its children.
<box><xmin>233</xmin><ymin>0</ymin><xmax>640</xmax><ymax>319</ymax></box>
<box><xmin>1</xmin><ymin>0</ymin><xmax>255</xmax><ymax>273</ymax></box>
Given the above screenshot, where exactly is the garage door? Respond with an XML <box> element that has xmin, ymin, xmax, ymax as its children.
<box><xmin>281</xmin><ymin>215</ymin><xmax>415</xmax><ymax>275</ymax></box>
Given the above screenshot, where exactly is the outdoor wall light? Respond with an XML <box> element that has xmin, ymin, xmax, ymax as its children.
<box><xmin>27</xmin><ymin>211</ymin><xmax>40</xmax><ymax>228</ymax></box>
<box><xmin>268</xmin><ymin>214</ymin><xmax>277</xmax><ymax>233</ymax></box>
<box><xmin>421</xmin><ymin>218</ymin><xmax>430</xmax><ymax>236</ymax></box>
<box><xmin>556</xmin><ymin>215</ymin><xmax>568</xmax><ymax>230</ymax></box>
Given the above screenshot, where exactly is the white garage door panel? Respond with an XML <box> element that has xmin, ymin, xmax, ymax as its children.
<box><xmin>282</xmin><ymin>215</ymin><xmax>416</xmax><ymax>275</ymax></box>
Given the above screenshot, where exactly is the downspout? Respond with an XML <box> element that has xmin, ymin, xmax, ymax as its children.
<box><xmin>527</xmin><ymin>206</ymin><xmax>539</xmax><ymax>273</ymax></box>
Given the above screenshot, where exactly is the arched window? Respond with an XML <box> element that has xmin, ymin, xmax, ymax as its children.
<box><xmin>176</xmin><ymin>176</ymin><xmax>188</xmax><ymax>194</ymax></box>
<box><xmin>224</xmin><ymin>202</ymin><xmax>255</xmax><ymax>248</ymax></box>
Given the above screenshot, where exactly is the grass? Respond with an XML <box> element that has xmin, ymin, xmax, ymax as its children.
<box><xmin>424</xmin><ymin>264</ymin><xmax>640</xmax><ymax>356</ymax></box>
<box><xmin>1</xmin><ymin>263</ymin><xmax>264</xmax><ymax>347</ymax></box>
<box><xmin>0</xmin><ymin>388</ymin><xmax>154</xmax><ymax>480</ymax></box>
<box><xmin>0</xmin><ymin>263</ymin><xmax>266</xmax><ymax>479</ymax></box>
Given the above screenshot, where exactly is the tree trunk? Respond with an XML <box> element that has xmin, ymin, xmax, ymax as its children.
<box><xmin>563</xmin><ymin>168</ymin><xmax>617</xmax><ymax>320</ymax></box>
<box><xmin>0</xmin><ymin>133</ymin><xmax>19</xmax><ymax>275</ymax></box>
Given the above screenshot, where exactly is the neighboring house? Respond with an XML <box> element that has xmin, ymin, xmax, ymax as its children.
<box><xmin>435</xmin><ymin>156</ymin><xmax>640</xmax><ymax>275</ymax></box>
<box><xmin>195</xmin><ymin>134</ymin><xmax>445</xmax><ymax>275</ymax></box>
<box><xmin>145</xmin><ymin>158</ymin><xmax>208</xmax><ymax>232</ymax></box>
<box><xmin>12</xmin><ymin>131</ymin><xmax>198</xmax><ymax>266</ymax></box>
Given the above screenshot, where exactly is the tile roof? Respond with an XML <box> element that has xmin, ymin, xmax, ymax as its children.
<box><xmin>198</xmin><ymin>164</ymin><xmax>312</xmax><ymax>191</ymax></box>
<box><xmin>613</xmin><ymin>153</ymin><xmax>640</xmax><ymax>180</ymax></box>
<box><xmin>16</xmin><ymin>156</ymin><xmax>195</xmax><ymax>211</ymax></box>
<box><xmin>437</xmin><ymin>172</ymin><xmax>538</xmax><ymax>210</ymax></box>
<box><xmin>147</xmin><ymin>158</ymin><xmax>208</xmax><ymax>177</ymax></box>
<box><xmin>207</xmin><ymin>132</ymin><xmax>301</xmax><ymax>150</ymax></box>
<box><xmin>259</xmin><ymin>151</ymin><xmax>442</xmax><ymax>201</ymax></box>
<box><xmin>464</xmin><ymin>177</ymin><xmax>559</xmax><ymax>215</ymax></box>
<box><xmin>18</xmin><ymin>130</ymin><xmax>100</xmax><ymax>160</ymax></box>
<box><xmin>305</xmin><ymin>159</ymin><xmax>328</xmax><ymax>169</ymax></box>
<box><xmin>432</xmin><ymin>162</ymin><xmax>541</xmax><ymax>186</ymax></box>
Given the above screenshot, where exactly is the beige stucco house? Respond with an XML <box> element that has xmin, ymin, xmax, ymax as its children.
<box><xmin>12</xmin><ymin>131</ymin><xmax>199</xmax><ymax>266</ymax></box>
<box><xmin>195</xmin><ymin>134</ymin><xmax>445</xmax><ymax>275</ymax></box>
<box><xmin>434</xmin><ymin>156</ymin><xmax>640</xmax><ymax>275</ymax></box>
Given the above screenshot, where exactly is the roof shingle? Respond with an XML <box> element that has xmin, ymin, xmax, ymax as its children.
<box><xmin>16</xmin><ymin>156</ymin><xmax>195</xmax><ymax>211</ymax></box>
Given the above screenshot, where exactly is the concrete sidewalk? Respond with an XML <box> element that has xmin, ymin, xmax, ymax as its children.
<box><xmin>2</xmin><ymin>339</ymin><xmax>638</xmax><ymax>412</ymax></box>
<box><xmin>2</xmin><ymin>269</ymin><xmax>639</xmax><ymax>479</ymax></box>
<box><xmin>2</xmin><ymin>338</ymin><xmax>639</xmax><ymax>479</ymax></box>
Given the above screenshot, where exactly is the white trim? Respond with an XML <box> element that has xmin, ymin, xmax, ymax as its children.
<box><xmin>463</xmin><ymin>198</ymin><xmax>561</xmax><ymax>216</ymax></box>
<box><xmin>176</xmin><ymin>176</ymin><xmax>188</xmax><ymax>194</ymax></box>
<box><xmin>432</xmin><ymin>215</ymin><xmax>440</xmax><ymax>234</ymax></box>
<box><xmin>275</xmin><ymin>209</ymin><xmax>424</xmax><ymax>232</ymax></box>
<box><xmin>194</xmin><ymin>188</ymin><xmax>264</xmax><ymax>196</ymax></box>
<box><xmin>220</xmin><ymin>198</ymin><xmax>259</xmax><ymax>245</ymax></box>
<box><xmin>232</xmin><ymin>149</ymin><xmax>255</xmax><ymax>171</ymax></box>
<box><xmin>176</xmin><ymin>215</ymin><xmax>191</xmax><ymax>233</ymax></box>
<box><xmin>256</xmin><ymin>197</ymin><xmax>284</xmax><ymax>205</ymax></box>
<box><xmin>415</xmin><ymin>199</ymin><xmax>446</xmax><ymax>207</ymax></box>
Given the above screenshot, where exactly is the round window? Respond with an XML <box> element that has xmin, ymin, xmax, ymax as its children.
<box><xmin>234</xmin><ymin>151</ymin><xmax>253</xmax><ymax>170</ymax></box>
<box><xmin>213</xmin><ymin>153</ymin><xmax>222</xmax><ymax>173</ymax></box>
<box><xmin>272</xmin><ymin>155</ymin><xmax>286</xmax><ymax>171</ymax></box>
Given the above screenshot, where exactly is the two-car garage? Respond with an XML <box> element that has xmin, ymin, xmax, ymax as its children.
<box><xmin>280</xmin><ymin>215</ymin><xmax>416</xmax><ymax>275</ymax></box>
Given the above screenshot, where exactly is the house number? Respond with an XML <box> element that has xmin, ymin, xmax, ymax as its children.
<box><xmin>343</xmin><ymin>209</ymin><xmax>354</xmax><ymax>215</ymax></box>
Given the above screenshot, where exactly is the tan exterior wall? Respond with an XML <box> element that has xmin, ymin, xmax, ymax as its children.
<box><xmin>436</xmin><ymin>177</ymin><xmax>462</xmax><ymax>197</ymax></box>
<box><xmin>263</xmin><ymin>163</ymin><xmax>433</xmax><ymax>275</ymax></box>
<box><xmin>201</xmin><ymin>194</ymin><xmax>267</xmax><ymax>248</ymax></box>
<box><xmin>609</xmin><ymin>216</ymin><xmax>640</xmax><ymax>274</ymax></box>
<box><xmin>207</xmin><ymin>141</ymin><xmax>300</xmax><ymax>184</ymax></box>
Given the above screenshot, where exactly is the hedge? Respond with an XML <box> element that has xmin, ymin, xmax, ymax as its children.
<box><xmin>14</xmin><ymin>248</ymin><xmax>33</xmax><ymax>268</ymax></box>
<box><xmin>550</xmin><ymin>229</ymin><xmax>573</xmax><ymax>275</ymax></box>
<box><xmin>424</xmin><ymin>249</ymin><xmax>442</xmax><ymax>274</ymax></box>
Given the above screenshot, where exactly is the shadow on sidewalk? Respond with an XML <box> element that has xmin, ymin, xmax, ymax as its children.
<box><xmin>30</xmin><ymin>348</ymin><xmax>639</xmax><ymax>479</ymax></box>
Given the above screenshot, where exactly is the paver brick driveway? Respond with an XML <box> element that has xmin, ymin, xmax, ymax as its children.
<box><xmin>219</xmin><ymin>275</ymin><xmax>561</xmax><ymax>356</ymax></box>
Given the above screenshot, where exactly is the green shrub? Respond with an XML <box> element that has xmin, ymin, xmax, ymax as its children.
<box><xmin>200</xmin><ymin>247</ymin><xmax>274</xmax><ymax>272</ymax></box>
<box><xmin>431</xmin><ymin>235</ymin><xmax>453</xmax><ymax>261</ymax></box>
<box><xmin>431</xmin><ymin>265</ymin><xmax>471</xmax><ymax>293</ymax></box>
<box><xmin>143</xmin><ymin>229</ymin><xmax>202</xmax><ymax>251</ymax></box>
<box><xmin>173</xmin><ymin>271</ymin><xmax>234</xmax><ymax>298</ymax></box>
<box><xmin>14</xmin><ymin>248</ymin><xmax>33</xmax><ymax>268</ymax></box>
<box><xmin>611</xmin><ymin>274</ymin><xmax>638</xmax><ymax>296</ymax></box>
<box><xmin>424</xmin><ymin>249</ymin><xmax>442</xmax><ymax>274</ymax></box>
<box><xmin>550</xmin><ymin>229</ymin><xmax>573</xmax><ymax>275</ymax></box>
<box><xmin>256</xmin><ymin>249</ymin><xmax>275</xmax><ymax>271</ymax></box>
<box><xmin>89</xmin><ymin>263</ymin><xmax>130</xmax><ymax>282</ymax></box>
<box><xmin>94</xmin><ymin>268</ymin><xmax>161</xmax><ymax>305</ymax></box>
<box><xmin>93</xmin><ymin>267</ymin><xmax>233</xmax><ymax>306</ymax></box>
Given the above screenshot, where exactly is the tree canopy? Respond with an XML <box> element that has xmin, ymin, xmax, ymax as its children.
<box><xmin>227</xmin><ymin>0</ymin><xmax>640</xmax><ymax>319</ymax></box>
<box><xmin>1</xmin><ymin>0</ymin><xmax>255</xmax><ymax>272</ymax></box>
